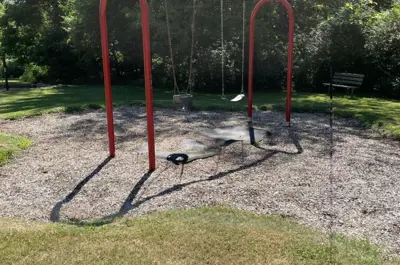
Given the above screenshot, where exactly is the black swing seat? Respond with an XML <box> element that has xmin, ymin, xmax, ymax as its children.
<box><xmin>167</xmin><ymin>153</ymin><xmax>189</xmax><ymax>165</ymax></box>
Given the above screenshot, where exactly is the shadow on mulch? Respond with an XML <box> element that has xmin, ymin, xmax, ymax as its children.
<box><xmin>50</xmin><ymin>131</ymin><xmax>303</xmax><ymax>226</ymax></box>
<box><xmin>50</xmin><ymin>156</ymin><xmax>113</xmax><ymax>223</ymax></box>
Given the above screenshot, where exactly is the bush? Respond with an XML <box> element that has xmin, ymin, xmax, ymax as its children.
<box><xmin>295</xmin><ymin>1</ymin><xmax>400</xmax><ymax>98</ymax></box>
<box><xmin>0</xmin><ymin>58</ymin><xmax>24</xmax><ymax>78</ymax></box>
<box><xmin>20</xmin><ymin>63</ymin><xmax>49</xmax><ymax>83</ymax></box>
<box><xmin>365</xmin><ymin>3</ymin><xmax>400</xmax><ymax>98</ymax></box>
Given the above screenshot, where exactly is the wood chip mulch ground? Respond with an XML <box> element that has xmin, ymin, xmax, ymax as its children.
<box><xmin>0</xmin><ymin>106</ymin><xmax>399</xmax><ymax>257</ymax></box>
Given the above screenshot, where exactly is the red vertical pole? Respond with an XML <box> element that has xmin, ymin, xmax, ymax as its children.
<box><xmin>99</xmin><ymin>0</ymin><xmax>116</xmax><ymax>157</ymax></box>
<box><xmin>247</xmin><ymin>2</ymin><xmax>259</xmax><ymax>119</ymax></box>
<box><xmin>285</xmin><ymin>1</ymin><xmax>294</xmax><ymax>123</ymax></box>
<box><xmin>139</xmin><ymin>0</ymin><xmax>156</xmax><ymax>171</ymax></box>
<box><xmin>99</xmin><ymin>0</ymin><xmax>155</xmax><ymax>169</ymax></box>
<box><xmin>248</xmin><ymin>0</ymin><xmax>294</xmax><ymax>124</ymax></box>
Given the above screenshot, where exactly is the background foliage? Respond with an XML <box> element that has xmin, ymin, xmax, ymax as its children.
<box><xmin>0</xmin><ymin>0</ymin><xmax>399</xmax><ymax>98</ymax></box>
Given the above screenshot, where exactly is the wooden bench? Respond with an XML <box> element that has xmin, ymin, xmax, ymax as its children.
<box><xmin>323</xmin><ymin>72</ymin><xmax>364</xmax><ymax>96</ymax></box>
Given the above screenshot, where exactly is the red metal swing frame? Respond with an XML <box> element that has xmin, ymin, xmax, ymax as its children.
<box><xmin>99</xmin><ymin>0</ymin><xmax>155</xmax><ymax>170</ymax></box>
<box><xmin>99</xmin><ymin>0</ymin><xmax>294</xmax><ymax>171</ymax></box>
<box><xmin>248</xmin><ymin>0</ymin><xmax>294</xmax><ymax>123</ymax></box>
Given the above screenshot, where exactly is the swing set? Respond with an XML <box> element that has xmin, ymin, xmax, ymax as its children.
<box><xmin>99</xmin><ymin>0</ymin><xmax>294</xmax><ymax>171</ymax></box>
<box><xmin>165</xmin><ymin>0</ymin><xmax>247</xmax><ymax>106</ymax></box>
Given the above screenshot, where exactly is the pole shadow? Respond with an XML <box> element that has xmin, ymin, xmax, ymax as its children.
<box><xmin>119</xmin><ymin>170</ymin><xmax>154</xmax><ymax>214</ymax></box>
<box><xmin>53</xmin><ymin>135</ymin><xmax>303</xmax><ymax>226</ymax></box>
<box><xmin>100</xmin><ymin>150</ymin><xmax>279</xmax><ymax>223</ymax></box>
<box><xmin>50</xmin><ymin>156</ymin><xmax>113</xmax><ymax>222</ymax></box>
<box><xmin>288</xmin><ymin>127</ymin><xmax>304</xmax><ymax>154</ymax></box>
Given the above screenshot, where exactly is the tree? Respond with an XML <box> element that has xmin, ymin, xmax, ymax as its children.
<box><xmin>0</xmin><ymin>1</ymin><xmax>8</xmax><ymax>90</ymax></box>
<box><xmin>1</xmin><ymin>54</ymin><xmax>8</xmax><ymax>90</ymax></box>
<box><xmin>0</xmin><ymin>0</ymin><xmax>398</xmax><ymax>98</ymax></box>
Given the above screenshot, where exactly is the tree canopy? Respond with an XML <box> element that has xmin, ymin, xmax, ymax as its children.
<box><xmin>0</xmin><ymin>0</ymin><xmax>399</xmax><ymax>98</ymax></box>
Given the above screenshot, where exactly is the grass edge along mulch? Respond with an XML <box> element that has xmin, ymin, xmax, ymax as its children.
<box><xmin>0</xmin><ymin>207</ymin><xmax>397</xmax><ymax>265</ymax></box>
<box><xmin>0</xmin><ymin>132</ymin><xmax>32</xmax><ymax>166</ymax></box>
<box><xmin>0</xmin><ymin>85</ymin><xmax>399</xmax><ymax>139</ymax></box>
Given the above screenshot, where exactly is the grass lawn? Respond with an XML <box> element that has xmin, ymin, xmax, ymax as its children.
<box><xmin>0</xmin><ymin>207</ymin><xmax>396</xmax><ymax>265</ymax></box>
<box><xmin>291</xmin><ymin>94</ymin><xmax>400</xmax><ymax>138</ymax></box>
<box><xmin>0</xmin><ymin>85</ymin><xmax>399</xmax><ymax>138</ymax></box>
<box><xmin>0</xmin><ymin>132</ymin><xmax>31</xmax><ymax>166</ymax></box>
<box><xmin>0</xmin><ymin>78</ymin><xmax>30</xmax><ymax>88</ymax></box>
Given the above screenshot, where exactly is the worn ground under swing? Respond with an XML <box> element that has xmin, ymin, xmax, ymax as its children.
<box><xmin>0</xmin><ymin>106</ymin><xmax>399</xmax><ymax>257</ymax></box>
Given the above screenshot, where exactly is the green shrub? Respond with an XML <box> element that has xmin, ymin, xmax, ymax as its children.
<box><xmin>259</xmin><ymin>104</ymin><xmax>273</xmax><ymax>111</ymax></box>
<box><xmin>86</xmin><ymin>103</ymin><xmax>102</xmax><ymax>110</ymax></box>
<box><xmin>0</xmin><ymin>58</ymin><xmax>24</xmax><ymax>78</ymax></box>
<box><xmin>65</xmin><ymin>105</ymin><xmax>84</xmax><ymax>113</ymax></box>
<box><xmin>365</xmin><ymin>3</ymin><xmax>400</xmax><ymax>98</ymax></box>
<box><xmin>296</xmin><ymin>1</ymin><xmax>400</xmax><ymax>98</ymax></box>
<box><xmin>20</xmin><ymin>63</ymin><xmax>49</xmax><ymax>83</ymax></box>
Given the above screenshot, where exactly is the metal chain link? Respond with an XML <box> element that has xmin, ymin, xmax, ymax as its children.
<box><xmin>221</xmin><ymin>0</ymin><xmax>225</xmax><ymax>98</ymax></box>
<box><xmin>186</xmin><ymin>0</ymin><xmax>197</xmax><ymax>94</ymax></box>
<box><xmin>241</xmin><ymin>0</ymin><xmax>246</xmax><ymax>94</ymax></box>
<box><xmin>163</xmin><ymin>0</ymin><xmax>179</xmax><ymax>94</ymax></box>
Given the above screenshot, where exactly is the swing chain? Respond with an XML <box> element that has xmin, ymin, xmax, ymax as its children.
<box><xmin>241</xmin><ymin>0</ymin><xmax>246</xmax><ymax>94</ymax></box>
<box><xmin>164</xmin><ymin>0</ymin><xmax>196</xmax><ymax>95</ymax></box>
<box><xmin>220</xmin><ymin>0</ymin><xmax>226</xmax><ymax>99</ymax></box>
<box><xmin>164</xmin><ymin>0</ymin><xmax>179</xmax><ymax>95</ymax></box>
<box><xmin>221</xmin><ymin>0</ymin><xmax>246</xmax><ymax>99</ymax></box>
<box><xmin>186</xmin><ymin>0</ymin><xmax>197</xmax><ymax>94</ymax></box>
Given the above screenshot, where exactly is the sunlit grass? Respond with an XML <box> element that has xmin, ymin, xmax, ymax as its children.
<box><xmin>0</xmin><ymin>85</ymin><xmax>399</xmax><ymax>138</ymax></box>
<box><xmin>292</xmin><ymin>94</ymin><xmax>400</xmax><ymax>138</ymax></box>
<box><xmin>0</xmin><ymin>78</ymin><xmax>30</xmax><ymax>87</ymax></box>
<box><xmin>0</xmin><ymin>132</ymin><xmax>32</xmax><ymax>166</ymax></box>
<box><xmin>0</xmin><ymin>207</ymin><xmax>395</xmax><ymax>265</ymax></box>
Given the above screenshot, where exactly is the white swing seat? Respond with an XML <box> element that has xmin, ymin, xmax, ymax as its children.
<box><xmin>230</xmin><ymin>93</ymin><xmax>245</xmax><ymax>102</ymax></box>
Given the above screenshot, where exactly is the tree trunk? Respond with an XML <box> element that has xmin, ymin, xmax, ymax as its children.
<box><xmin>2</xmin><ymin>54</ymin><xmax>9</xmax><ymax>91</ymax></box>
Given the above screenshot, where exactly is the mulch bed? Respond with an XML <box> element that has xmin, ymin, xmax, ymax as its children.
<box><xmin>1</xmin><ymin>106</ymin><xmax>399</xmax><ymax>257</ymax></box>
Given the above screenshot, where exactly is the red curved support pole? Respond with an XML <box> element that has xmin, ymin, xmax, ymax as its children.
<box><xmin>139</xmin><ymin>0</ymin><xmax>156</xmax><ymax>171</ymax></box>
<box><xmin>248</xmin><ymin>0</ymin><xmax>294</xmax><ymax>124</ymax></box>
<box><xmin>99</xmin><ymin>0</ymin><xmax>156</xmax><ymax>170</ymax></box>
<box><xmin>99</xmin><ymin>0</ymin><xmax>116</xmax><ymax>157</ymax></box>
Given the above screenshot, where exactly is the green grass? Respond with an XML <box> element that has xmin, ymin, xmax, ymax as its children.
<box><xmin>0</xmin><ymin>78</ymin><xmax>30</xmax><ymax>88</ymax></box>
<box><xmin>0</xmin><ymin>132</ymin><xmax>32</xmax><ymax>166</ymax></box>
<box><xmin>0</xmin><ymin>78</ymin><xmax>29</xmax><ymax>84</ymax></box>
<box><xmin>0</xmin><ymin>85</ymin><xmax>399</xmax><ymax>138</ymax></box>
<box><xmin>291</xmin><ymin>94</ymin><xmax>400</xmax><ymax>138</ymax></box>
<box><xmin>0</xmin><ymin>85</ymin><xmax>273</xmax><ymax>118</ymax></box>
<box><xmin>0</xmin><ymin>207</ymin><xmax>397</xmax><ymax>265</ymax></box>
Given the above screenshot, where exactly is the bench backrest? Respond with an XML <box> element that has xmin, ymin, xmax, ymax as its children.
<box><xmin>333</xmin><ymin>72</ymin><xmax>364</xmax><ymax>87</ymax></box>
